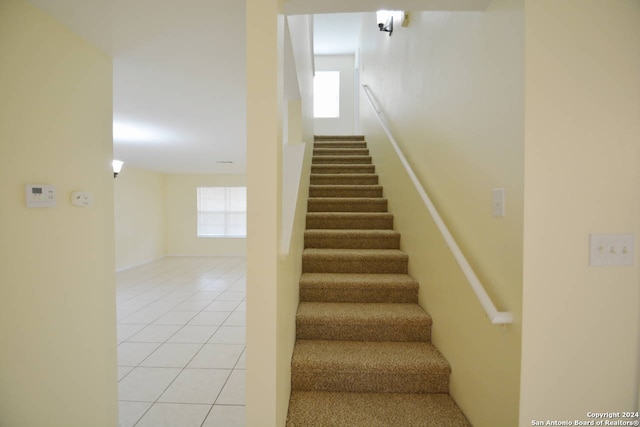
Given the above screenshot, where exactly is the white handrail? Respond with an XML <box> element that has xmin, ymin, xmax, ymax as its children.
<box><xmin>362</xmin><ymin>84</ymin><xmax>513</xmax><ymax>325</ymax></box>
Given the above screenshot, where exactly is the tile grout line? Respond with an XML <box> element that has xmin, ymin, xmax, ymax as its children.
<box><xmin>116</xmin><ymin>259</ymin><xmax>246</xmax><ymax>426</ymax></box>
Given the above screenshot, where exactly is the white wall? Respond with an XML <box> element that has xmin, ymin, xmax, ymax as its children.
<box><xmin>245</xmin><ymin>2</ymin><xmax>284</xmax><ymax>424</ymax></box>
<box><xmin>0</xmin><ymin>0</ymin><xmax>118</xmax><ymax>425</ymax></box>
<box><xmin>246</xmin><ymin>3</ymin><xmax>315</xmax><ymax>425</ymax></box>
<box><xmin>358</xmin><ymin>1</ymin><xmax>523</xmax><ymax>425</ymax></box>
<box><xmin>166</xmin><ymin>174</ymin><xmax>247</xmax><ymax>256</ymax></box>
<box><xmin>115</xmin><ymin>167</ymin><xmax>167</xmax><ymax>270</ymax></box>
<box><xmin>520</xmin><ymin>0</ymin><xmax>640</xmax><ymax>423</ymax></box>
<box><xmin>314</xmin><ymin>54</ymin><xmax>356</xmax><ymax>135</ymax></box>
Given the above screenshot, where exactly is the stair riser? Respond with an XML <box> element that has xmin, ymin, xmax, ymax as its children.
<box><xmin>296</xmin><ymin>323</ymin><xmax>430</xmax><ymax>342</ymax></box>
<box><xmin>313</xmin><ymin>149</ymin><xmax>370</xmax><ymax>156</ymax></box>
<box><xmin>306</xmin><ymin>216</ymin><xmax>394</xmax><ymax>230</ymax></box>
<box><xmin>315</xmin><ymin>135</ymin><xmax>365</xmax><ymax>141</ymax></box>
<box><xmin>299</xmin><ymin>288</ymin><xmax>418</xmax><ymax>304</ymax></box>
<box><xmin>311</xmin><ymin>165</ymin><xmax>375</xmax><ymax>174</ymax></box>
<box><xmin>309</xmin><ymin>187</ymin><xmax>383</xmax><ymax>198</ymax></box>
<box><xmin>310</xmin><ymin>175</ymin><xmax>379</xmax><ymax>185</ymax></box>
<box><xmin>304</xmin><ymin>234</ymin><xmax>399</xmax><ymax>249</ymax></box>
<box><xmin>287</xmin><ymin>392</ymin><xmax>472</xmax><ymax>427</ymax></box>
<box><xmin>302</xmin><ymin>255</ymin><xmax>408</xmax><ymax>274</ymax></box>
<box><xmin>291</xmin><ymin>371</ymin><xmax>449</xmax><ymax>394</ymax></box>
<box><xmin>307</xmin><ymin>199</ymin><xmax>388</xmax><ymax>213</ymax></box>
<box><xmin>312</xmin><ymin>156</ymin><xmax>372</xmax><ymax>165</ymax></box>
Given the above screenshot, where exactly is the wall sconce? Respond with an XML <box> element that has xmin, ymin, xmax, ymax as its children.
<box><xmin>112</xmin><ymin>159</ymin><xmax>124</xmax><ymax>178</ymax></box>
<box><xmin>376</xmin><ymin>10</ymin><xmax>408</xmax><ymax>36</ymax></box>
<box><xmin>377</xmin><ymin>10</ymin><xmax>394</xmax><ymax>35</ymax></box>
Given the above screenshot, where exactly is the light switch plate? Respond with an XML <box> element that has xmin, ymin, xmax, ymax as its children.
<box><xmin>492</xmin><ymin>188</ymin><xmax>505</xmax><ymax>217</ymax></box>
<box><xmin>589</xmin><ymin>234</ymin><xmax>634</xmax><ymax>266</ymax></box>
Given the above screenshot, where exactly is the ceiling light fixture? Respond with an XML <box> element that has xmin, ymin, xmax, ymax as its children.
<box><xmin>112</xmin><ymin>160</ymin><xmax>124</xmax><ymax>178</ymax></box>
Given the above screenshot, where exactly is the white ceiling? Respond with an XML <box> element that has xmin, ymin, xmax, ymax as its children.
<box><xmin>27</xmin><ymin>0</ymin><xmax>491</xmax><ymax>175</ymax></box>
<box><xmin>314</xmin><ymin>13</ymin><xmax>365</xmax><ymax>56</ymax></box>
<box><xmin>28</xmin><ymin>0</ymin><xmax>247</xmax><ymax>175</ymax></box>
<box><xmin>285</xmin><ymin>0</ymin><xmax>491</xmax><ymax>14</ymax></box>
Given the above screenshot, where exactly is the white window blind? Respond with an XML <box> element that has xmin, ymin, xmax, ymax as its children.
<box><xmin>197</xmin><ymin>187</ymin><xmax>246</xmax><ymax>237</ymax></box>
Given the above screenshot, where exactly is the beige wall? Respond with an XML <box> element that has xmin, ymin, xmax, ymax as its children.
<box><xmin>0</xmin><ymin>0</ymin><xmax>118</xmax><ymax>425</ymax></box>
<box><xmin>115</xmin><ymin>171</ymin><xmax>246</xmax><ymax>265</ymax></box>
<box><xmin>520</xmin><ymin>0</ymin><xmax>640</xmax><ymax>423</ymax></box>
<box><xmin>165</xmin><ymin>174</ymin><xmax>246</xmax><ymax>256</ymax></box>
<box><xmin>115</xmin><ymin>167</ymin><xmax>167</xmax><ymax>270</ymax></box>
<box><xmin>246</xmin><ymin>2</ymin><xmax>314</xmax><ymax>425</ymax></box>
<box><xmin>245</xmin><ymin>1</ymin><xmax>283</xmax><ymax>424</ymax></box>
<box><xmin>359</xmin><ymin>1</ymin><xmax>524</xmax><ymax>425</ymax></box>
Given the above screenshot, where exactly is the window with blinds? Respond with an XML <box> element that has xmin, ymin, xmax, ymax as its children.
<box><xmin>196</xmin><ymin>187</ymin><xmax>247</xmax><ymax>237</ymax></box>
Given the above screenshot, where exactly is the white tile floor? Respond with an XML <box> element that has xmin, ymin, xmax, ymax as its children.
<box><xmin>116</xmin><ymin>257</ymin><xmax>246</xmax><ymax>427</ymax></box>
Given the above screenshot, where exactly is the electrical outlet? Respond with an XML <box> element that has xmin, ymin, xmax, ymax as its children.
<box><xmin>589</xmin><ymin>234</ymin><xmax>634</xmax><ymax>266</ymax></box>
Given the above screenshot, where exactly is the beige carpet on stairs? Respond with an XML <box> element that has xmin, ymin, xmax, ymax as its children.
<box><xmin>286</xmin><ymin>136</ymin><xmax>471</xmax><ymax>426</ymax></box>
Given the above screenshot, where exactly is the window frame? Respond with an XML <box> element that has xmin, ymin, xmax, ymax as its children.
<box><xmin>196</xmin><ymin>186</ymin><xmax>247</xmax><ymax>238</ymax></box>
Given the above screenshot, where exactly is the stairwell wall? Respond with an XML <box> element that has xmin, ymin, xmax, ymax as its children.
<box><xmin>314</xmin><ymin>55</ymin><xmax>356</xmax><ymax>136</ymax></box>
<box><xmin>358</xmin><ymin>1</ymin><xmax>524</xmax><ymax>426</ymax></box>
<box><xmin>275</xmin><ymin>14</ymin><xmax>315</xmax><ymax>426</ymax></box>
<box><xmin>246</xmin><ymin>3</ymin><xmax>315</xmax><ymax>425</ymax></box>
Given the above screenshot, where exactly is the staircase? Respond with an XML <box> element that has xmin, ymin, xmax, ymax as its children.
<box><xmin>286</xmin><ymin>136</ymin><xmax>471</xmax><ymax>427</ymax></box>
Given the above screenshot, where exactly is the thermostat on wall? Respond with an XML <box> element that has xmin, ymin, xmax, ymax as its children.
<box><xmin>26</xmin><ymin>184</ymin><xmax>56</xmax><ymax>208</ymax></box>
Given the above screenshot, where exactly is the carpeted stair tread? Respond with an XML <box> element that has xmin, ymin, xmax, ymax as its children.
<box><xmin>289</xmin><ymin>135</ymin><xmax>467</xmax><ymax>424</ymax></box>
<box><xmin>311</xmin><ymin>164</ymin><xmax>375</xmax><ymax>174</ymax></box>
<box><xmin>306</xmin><ymin>212</ymin><xmax>394</xmax><ymax>229</ymax></box>
<box><xmin>291</xmin><ymin>340</ymin><xmax>450</xmax><ymax>393</ymax></box>
<box><xmin>286</xmin><ymin>391</ymin><xmax>471</xmax><ymax>427</ymax></box>
<box><xmin>312</xmin><ymin>155</ymin><xmax>372</xmax><ymax>165</ymax></box>
<box><xmin>313</xmin><ymin>148</ymin><xmax>370</xmax><ymax>156</ymax></box>
<box><xmin>309</xmin><ymin>184</ymin><xmax>383</xmax><ymax>198</ymax></box>
<box><xmin>297</xmin><ymin>302</ymin><xmax>431</xmax><ymax>342</ymax></box>
<box><xmin>310</xmin><ymin>174</ymin><xmax>379</xmax><ymax>185</ymax></box>
<box><xmin>315</xmin><ymin>135</ymin><xmax>365</xmax><ymax>141</ymax></box>
<box><xmin>297</xmin><ymin>302</ymin><xmax>430</xmax><ymax>325</ymax></box>
<box><xmin>304</xmin><ymin>229</ymin><xmax>400</xmax><ymax>249</ymax></box>
<box><xmin>299</xmin><ymin>273</ymin><xmax>419</xmax><ymax>303</ymax></box>
<box><xmin>307</xmin><ymin>197</ymin><xmax>388</xmax><ymax>213</ymax></box>
<box><xmin>302</xmin><ymin>248</ymin><xmax>408</xmax><ymax>274</ymax></box>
